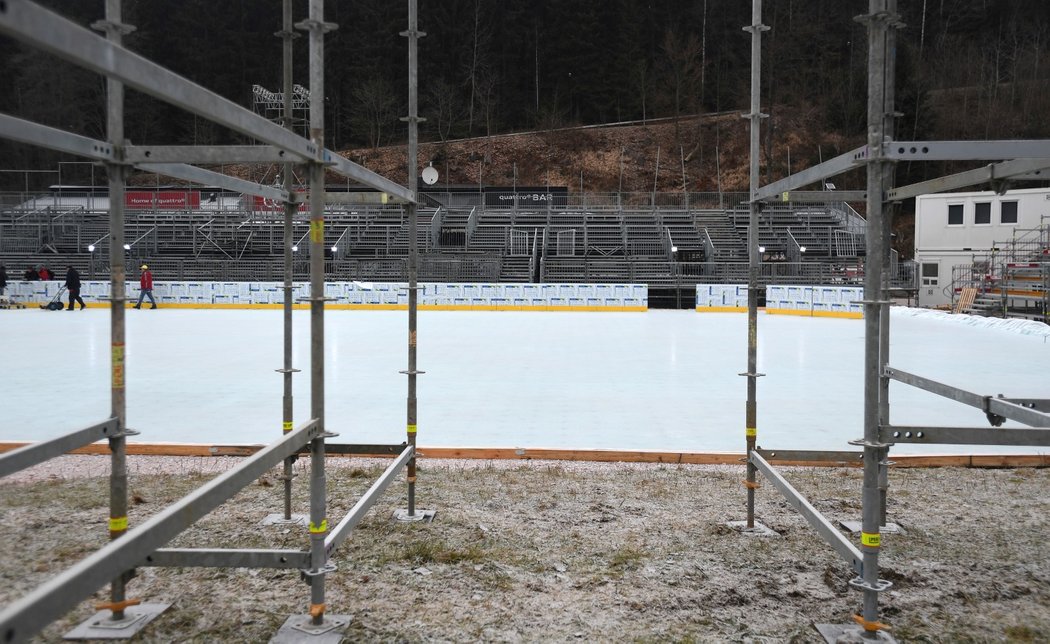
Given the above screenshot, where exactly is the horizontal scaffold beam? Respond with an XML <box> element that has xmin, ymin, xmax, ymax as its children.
<box><xmin>0</xmin><ymin>113</ymin><xmax>114</xmax><ymax>162</ymax></box>
<box><xmin>751</xmin><ymin>146</ymin><xmax>869</xmax><ymax>202</ymax></box>
<box><xmin>884</xmin><ymin>367</ymin><xmax>1050</xmax><ymax>428</ymax></box>
<box><xmin>143</xmin><ymin>548</ymin><xmax>310</xmax><ymax>570</ymax></box>
<box><xmin>762</xmin><ymin>190</ymin><xmax>868</xmax><ymax>203</ymax></box>
<box><xmin>880</xmin><ymin>425</ymin><xmax>1050</xmax><ymax>447</ymax></box>
<box><xmin>888</xmin><ymin>158</ymin><xmax>1050</xmax><ymax>201</ymax></box>
<box><xmin>125</xmin><ymin>145</ymin><xmax>295</xmax><ymax>165</ymax></box>
<box><xmin>0</xmin><ymin>114</ymin><xmax>290</xmax><ymax>202</ymax></box>
<box><xmin>0</xmin><ymin>418</ymin><xmax>118</xmax><ymax>478</ymax></box>
<box><xmin>0</xmin><ymin>0</ymin><xmax>413</xmax><ymax>203</ymax></box>
<box><xmin>885</xmin><ymin>140</ymin><xmax>1050</xmax><ymax>161</ymax></box>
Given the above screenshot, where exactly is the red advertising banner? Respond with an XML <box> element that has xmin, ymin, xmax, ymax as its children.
<box><xmin>125</xmin><ymin>191</ymin><xmax>155</xmax><ymax>209</ymax></box>
<box><xmin>125</xmin><ymin>191</ymin><xmax>201</xmax><ymax>210</ymax></box>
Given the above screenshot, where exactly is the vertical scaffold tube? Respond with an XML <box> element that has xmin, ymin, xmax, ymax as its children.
<box><xmin>877</xmin><ymin>0</ymin><xmax>899</xmax><ymax>529</ymax></box>
<box><xmin>860</xmin><ymin>0</ymin><xmax>895</xmax><ymax>636</ymax></box>
<box><xmin>403</xmin><ymin>0</ymin><xmax>423</xmax><ymax>517</ymax></box>
<box><xmin>305</xmin><ymin>0</ymin><xmax>329</xmax><ymax>625</ymax></box>
<box><xmin>102</xmin><ymin>0</ymin><xmax>131</xmax><ymax>621</ymax></box>
<box><xmin>744</xmin><ymin>0</ymin><xmax>768</xmax><ymax>529</ymax></box>
<box><xmin>280</xmin><ymin>0</ymin><xmax>297</xmax><ymax>521</ymax></box>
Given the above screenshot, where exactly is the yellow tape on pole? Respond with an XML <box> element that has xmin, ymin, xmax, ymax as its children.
<box><xmin>745</xmin><ymin>427</ymin><xmax>757</xmax><ymax>438</ymax></box>
<box><xmin>109</xmin><ymin>516</ymin><xmax>128</xmax><ymax>532</ymax></box>
<box><xmin>310</xmin><ymin>220</ymin><xmax>324</xmax><ymax>244</ymax></box>
<box><xmin>861</xmin><ymin>532</ymin><xmax>881</xmax><ymax>548</ymax></box>
<box><xmin>282</xmin><ymin>421</ymin><xmax>293</xmax><ymax>433</ymax></box>
<box><xmin>309</xmin><ymin>519</ymin><xmax>328</xmax><ymax>534</ymax></box>
<box><xmin>111</xmin><ymin>343</ymin><xmax>125</xmax><ymax>389</ymax></box>
<box><xmin>407</xmin><ymin>424</ymin><xmax>417</xmax><ymax>434</ymax></box>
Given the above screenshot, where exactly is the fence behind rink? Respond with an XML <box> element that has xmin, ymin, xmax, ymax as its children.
<box><xmin>695</xmin><ymin>284</ymin><xmax>864</xmax><ymax>318</ymax></box>
<box><xmin>4</xmin><ymin>280</ymin><xmax>649</xmax><ymax>311</ymax></box>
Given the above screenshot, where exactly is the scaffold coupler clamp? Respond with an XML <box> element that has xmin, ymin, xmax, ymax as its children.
<box><xmin>848</xmin><ymin>439</ymin><xmax>893</xmax><ymax>450</ymax></box>
<box><xmin>737</xmin><ymin>371</ymin><xmax>766</xmax><ymax>378</ymax></box>
<box><xmin>299</xmin><ymin>561</ymin><xmax>337</xmax><ymax>586</ymax></box>
<box><xmin>983</xmin><ymin>395</ymin><xmax>1006</xmax><ymax>427</ymax></box>
<box><xmin>848</xmin><ymin>576</ymin><xmax>893</xmax><ymax>594</ymax></box>
<box><xmin>111</xmin><ymin>426</ymin><xmax>140</xmax><ymax>439</ymax></box>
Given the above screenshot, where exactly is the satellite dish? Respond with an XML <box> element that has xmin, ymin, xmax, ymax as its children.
<box><xmin>421</xmin><ymin>165</ymin><xmax>439</xmax><ymax>186</ymax></box>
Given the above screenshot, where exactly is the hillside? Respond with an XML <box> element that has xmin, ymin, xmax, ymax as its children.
<box><xmin>335</xmin><ymin>111</ymin><xmax>860</xmax><ymax>196</ymax></box>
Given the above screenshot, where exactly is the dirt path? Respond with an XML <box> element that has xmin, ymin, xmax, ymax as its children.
<box><xmin>2</xmin><ymin>455</ymin><xmax>1048</xmax><ymax>642</ymax></box>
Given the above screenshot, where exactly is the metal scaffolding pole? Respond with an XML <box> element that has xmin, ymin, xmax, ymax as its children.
<box><xmin>395</xmin><ymin>0</ymin><xmax>433</xmax><ymax>524</ymax></box>
<box><xmin>301</xmin><ymin>0</ymin><xmax>338</xmax><ymax>632</ymax></box>
<box><xmin>877</xmin><ymin>0</ymin><xmax>900</xmax><ymax>529</ymax></box>
<box><xmin>856</xmin><ymin>0</ymin><xmax>896</xmax><ymax>637</ymax></box>
<box><xmin>277</xmin><ymin>0</ymin><xmax>301</xmax><ymax>525</ymax></box>
<box><xmin>743</xmin><ymin>0</ymin><xmax>768</xmax><ymax>530</ymax></box>
<box><xmin>100</xmin><ymin>0</ymin><xmax>131</xmax><ymax>624</ymax></box>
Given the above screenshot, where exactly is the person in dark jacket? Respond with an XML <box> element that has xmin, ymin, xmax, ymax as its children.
<box><xmin>23</xmin><ymin>266</ymin><xmax>38</xmax><ymax>280</ymax></box>
<box><xmin>65</xmin><ymin>265</ymin><xmax>85</xmax><ymax>310</ymax></box>
<box><xmin>0</xmin><ymin>264</ymin><xmax>7</xmax><ymax>296</ymax></box>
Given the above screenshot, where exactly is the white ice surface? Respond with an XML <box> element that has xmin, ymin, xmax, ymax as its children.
<box><xmin>1</xmin><ymin>307</ymin><xmax>1047</xmax><ymax>454</ymax></box>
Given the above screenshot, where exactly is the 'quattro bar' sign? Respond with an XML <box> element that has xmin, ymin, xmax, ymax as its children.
<box><xmin>125</xmin><ymin>191</ymin><xmax>201</xmax><ymax>210</ymax></box>
<box><xmin>483</xmin><ymin>187</ymin><xmax>567</xmax><ymax>207</ymax></box>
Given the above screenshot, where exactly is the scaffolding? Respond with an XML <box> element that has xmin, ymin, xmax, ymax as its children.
<box><xmin>0</xmin><ymin>0</ymin><xmax>425</xmax><ymax>641</ymax></box>
<box><xmin>735</xmin><ymin>1</ymin><xmax>1050</xmax><ymax>642</ymax></box>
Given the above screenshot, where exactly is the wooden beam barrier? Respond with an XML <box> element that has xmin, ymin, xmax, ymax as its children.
<box><xmin>2</xmin><ymin>442</ymin><xmax>1049</xmax><ymax>468</ymax></box>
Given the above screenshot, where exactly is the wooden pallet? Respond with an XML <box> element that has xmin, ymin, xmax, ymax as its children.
<box><xmin>954</xmin><ymin>287</ymin><xmax>977</xmax><ymax>313</ymax></box>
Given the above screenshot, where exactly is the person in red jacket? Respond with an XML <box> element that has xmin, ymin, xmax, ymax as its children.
<box><xmin>134</xmin><ymin>264</ymin><xmax>157</xmax><ymax>309</ymax></box>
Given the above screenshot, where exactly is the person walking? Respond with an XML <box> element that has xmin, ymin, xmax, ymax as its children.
<box><xmin>135</xmin><ymin>264</ymin><xmax>157</xmax><ymax>309</ymax></box>
<box><xmin>65</xmin><ymin>265</ymin><xmax>85</xmax><ymax>310</ymax></box>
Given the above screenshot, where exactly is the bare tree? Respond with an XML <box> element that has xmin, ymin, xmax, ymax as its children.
<box><xmin>427</xmin><ymin>77</ymin><xmax>462</xmax><ymax>142</ymax></box>
<box><xmin>660</xmin><ymin>29</ymin><xmax>703</xmax><ymax>145</ymax></box>
<box><xmin>352</xmin><ymin>78</ymin><xmax>399</xmax><ymax>150</ymax></box>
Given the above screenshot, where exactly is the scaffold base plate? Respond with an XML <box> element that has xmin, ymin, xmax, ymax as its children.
<box><xmin>393</xmin><ymin>508</ymin><xmax>436</xmax><ymax>523</ymax></box>
<box><xmin>815</xmin><ymin>623</ymin><xmax>896</xmax><ymax>643</ymax></box>
<box><xmin>726</xmin><ymin>520</ymin><xmax>778</xmax><ymax>537</ymax></box>
<box><xmin>64</xmin><ymin>603</ymin><xmax>170</xmax><ymax>640</ymax></box>
<box><xmin>261</xmin><ymin>513</ymin><xmax>308</xmax><ymax>527</ymax></box>
<box><xmin>840</xmin><ymin>521</ymin><xmax>903</xmax><ymax>534</ymax></box>
<box><xmin>271</xmin><ymin>614</ymin><xmax>351</xmax><ymax>642</ymax></box>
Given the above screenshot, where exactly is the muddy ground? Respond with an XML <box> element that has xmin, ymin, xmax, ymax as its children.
<box><xmin>2</xmin><ymin>455</ymin><xmax>1048</xmax><ymax>642</ymax></box>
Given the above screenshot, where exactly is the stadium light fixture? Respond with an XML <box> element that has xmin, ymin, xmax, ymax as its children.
<box><xmin>331</xmin><ymin>245</ymin><xmax>338</xmax><ymax>253</ymax></box>
<box><xmin>123</xmin><ymin>243</ymin><xmax>131</xmax><ymax>250</ymax></box>
<box><xmin>758</xmin><ymin>246</ymin><xmax>766</xmax><ymax>253</ymax></box>
<box><xmin>87</xmin><ymin>244</ymin><xmax>95</xmax><ymax>252</ymax></box>
<box><xmin>292</xmin><ymin>245</ymin><xmax>298</xmax><ymax>252</ymax></box>
<box><xmin>800</xmin><ymin>246</ymin><xmax>807</xmax><ymax>253</ymax></box>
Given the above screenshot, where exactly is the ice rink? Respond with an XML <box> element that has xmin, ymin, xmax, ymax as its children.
<box><xmin>1</xmin><ymin>306</ymin><xmax>1047</xmax><ymax>454</ymax></box>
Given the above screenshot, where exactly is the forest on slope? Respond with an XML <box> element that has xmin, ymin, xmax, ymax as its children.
<box><xmin>1</xmin><ymin>0</ymin><xmax>1049</xmax><ymax>205</ymax></box>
